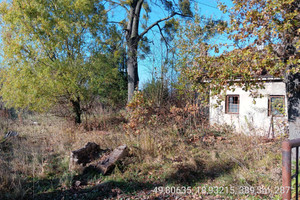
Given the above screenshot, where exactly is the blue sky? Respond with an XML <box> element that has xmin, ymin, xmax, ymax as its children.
<box><xmin>136</xmin><ymin>0</ymin><xmax>233</xmax><ymax>87</ymax></box>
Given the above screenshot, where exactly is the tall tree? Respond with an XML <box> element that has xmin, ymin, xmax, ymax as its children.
<box><xmin>107</xmin><ymin>0</ymin><xmax>193</xmax><ymax>102</ymax></box>
<box><xmin>0</xmin><ymin>0</ymin><xmax>126</xmax><ymax>123</ymax></box>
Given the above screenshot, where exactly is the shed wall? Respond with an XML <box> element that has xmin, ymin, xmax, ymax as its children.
<box><xmin>209</xmin><ymin>81</ymin><xmax>288</xmax><ymax>136</ymax></box>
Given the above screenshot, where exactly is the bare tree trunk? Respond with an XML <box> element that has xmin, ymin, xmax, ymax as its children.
<box><xmin>71</xmin><ymin>97</ymin><xmax>82</xmax><ymax>124</ymax></box>
<box><xmin>282</xmin><ymin>0</ymin><xmax>300</xmax><ymax>138</ymax></box>
<box><xmin>124</xmin><ymin>0</ymin><xmax>181</xmax><ymax>102</ymax></box>
<box><xmin>286</xmin><ymin>72</ymin><xmax>300</xmax><ymax>139</ymax></box>
<box><xmin>127</xmin><ymin>40</ymin><xmax>139</xmax><ymax>102</ymax></box>
<box><xmin>126</xmin><ymin>0</ymin><xmax>143</xmax><ymax>103</ymax></box>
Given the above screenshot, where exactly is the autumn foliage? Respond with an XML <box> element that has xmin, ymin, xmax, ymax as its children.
<box><xmin>123</xmin><ymin>90</ymin><xmax>208</xmax><ymax>135</ymax></box>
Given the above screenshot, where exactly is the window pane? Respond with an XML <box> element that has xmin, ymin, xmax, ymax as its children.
<box><xmin>270</xmin><ymin>96</ymin><xmax>284</xmax><ymax>116</ymax></box>
<box><xmin>229</xmin><ymin>104</ymin><xmax>238</xmax><ymax>113</ymax></box>
<box><xmin>227</xmin><ymin>96</ymin><xmax>239</xmax><ymax>113</ymax></box>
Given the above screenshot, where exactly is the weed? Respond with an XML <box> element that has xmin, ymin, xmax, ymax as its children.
<box><xmin>0</xmin><ymin>111</ymin><xmax>283</xmax><ymax>199</ymax></box>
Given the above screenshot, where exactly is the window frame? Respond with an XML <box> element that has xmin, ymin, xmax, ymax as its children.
<box><xmin>225</xmin><ymin>95</ymin><xmax>240</xmax><ymax>114</ymax></box>
<box><xmin>268</xmin><ymin>95</ymin><xmax>285</xmax><ymax>117</ymax></box>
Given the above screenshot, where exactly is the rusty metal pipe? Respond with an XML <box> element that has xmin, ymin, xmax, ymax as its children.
<box><xmin>297</xmin><ymin>146</ymin><xmax>299</xmax><ymax>200</ymax></box>
<box><xmin>282</xmin><ymin>140</ymin><xmax>292</xmax><ymax>200</ymax></box>
<box><xmin>287</xmin><ymin>138</ymin><xmax>300</xmax><ymax>148</ymax></box>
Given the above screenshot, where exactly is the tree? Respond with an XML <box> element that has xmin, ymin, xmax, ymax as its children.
<box><xmin>175</xmin><ymin>14</ymin><xmax>225</xmax><ymax>102</ymax></box>
<box><xmin>178</xmin><ymin>0</ymin><xmax>300</xmax><ymax>136</ymax></box>
<box><xmin>0</xmin><ymin>0</ymin><xmax>126</xmax><ymax>123</ymax></box>
<box><xmin>106</xmin><ymin>0</ymin><xmax>193</xmax><ymax>102</ymax></box>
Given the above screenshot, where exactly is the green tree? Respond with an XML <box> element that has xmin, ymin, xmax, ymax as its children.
<box><xmin>0</xmin><ymin>0</ymin><xmax>126</xmax><ymax>123</ymax></box>
<box><xmin>106</xmin><ymin>0</ymin><xmax>193</xmax><ymax>102</ymax></box>
<box><xmin>175</xmin><ymin>14</ymin><xmax>225</xmax><ymax>102</ymax></box>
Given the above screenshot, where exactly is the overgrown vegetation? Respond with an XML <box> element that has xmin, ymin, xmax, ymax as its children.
<box><xmin>0</xmin><ymin>95</ymin><xmax>284</xmax><ymax>199</ymax></box>
<box><xmin>0</xmin><ymin>0</ymin><xmax>296</xmax><ymax>199</ymax></box>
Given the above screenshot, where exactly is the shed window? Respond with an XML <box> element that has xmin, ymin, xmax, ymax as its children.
<box><xmin>225</xmin><ymin>95</ymin><xmax>239</xmax><ymax>114</ymax></box>
<box><xmin>268</xmin><ymin>96</ymin><xmax>285</xmax><ymax>116</ymax></box>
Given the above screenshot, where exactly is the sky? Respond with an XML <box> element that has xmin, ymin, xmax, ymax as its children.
<box><xmin>134</xmin><ymin>0</ymin><xmax>233</xmax><ymax>87</ymax></box>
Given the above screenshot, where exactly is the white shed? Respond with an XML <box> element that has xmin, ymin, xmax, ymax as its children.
<box><xmin>209</xmin><ymin>78</ymin><xmax>288</xmax><ymax>136</ymax></box>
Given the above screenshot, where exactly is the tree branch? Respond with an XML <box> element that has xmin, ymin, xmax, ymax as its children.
<box><xmin>139</xmin><ymin>12</ymin><xmax>179</xmax><ymax>39</ymax></box>
<box><xmin>131</xmin><ymin>0</ymin><xmax>144</xmax><ymax>39</ymax></box>
<box><xmin>107</xmin><ymin>21</ymin><xmax>124</xmax><ymax>24</ymax></box>
<box><xmin>126</xmin><ymin>6</ymin><xmax>135</xmax><ymax>39</ymax></box>
<box><xmin>157</xmin><ymin>24</ymin><xmax>170</xmax><ymax>48</ymax></box>
<box><xmin>105</xmin><ymin>0</ymin><xmax>130</xmax><ymax>13</ymax></box>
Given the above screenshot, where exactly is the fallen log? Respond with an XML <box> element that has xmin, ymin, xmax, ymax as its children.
<box><xmin>94</xmin><ymin>144</ymin><xmax>128</xmax><ymax>175</ymax></box>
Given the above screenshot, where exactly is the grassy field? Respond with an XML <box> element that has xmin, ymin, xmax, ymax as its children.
<box><xmin>0</xmin><ymin>111</ymin><xmax>284</xmax><ymax>200</ymax></box>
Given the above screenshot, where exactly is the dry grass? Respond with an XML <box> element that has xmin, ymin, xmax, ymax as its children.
<box><xmin>0</xmin><ymin>111</ymin><xmax>284</xmax><ymax>199</ymax></box>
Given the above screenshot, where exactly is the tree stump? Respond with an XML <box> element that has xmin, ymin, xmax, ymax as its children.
<box><xmin>69</xmin><ymin>142</ymin><xmax>106</xmax><ymax>171</ymax></box>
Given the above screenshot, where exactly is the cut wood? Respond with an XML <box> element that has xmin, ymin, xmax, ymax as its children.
<box><xmin>94</xmin><ymin>144</ymin><xmax>128</xmax><ymax>175</ymax></box>
<box><xmin>70</xmin><ymin>142</ymin><xmax>106</xmax><ymax>168</ymax></box>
